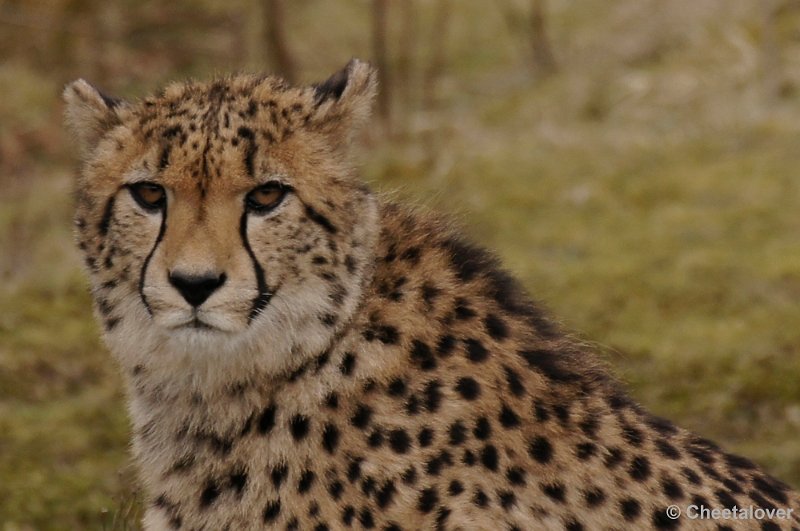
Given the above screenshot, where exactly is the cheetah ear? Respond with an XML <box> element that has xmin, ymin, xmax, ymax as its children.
<box><xmin>63</xmin><ymin>79</ymin><xmax>125</xmax><ymax>155</ymax></box>
<box><xmin>310</xmin><ymin>59</ymin><xmax>377</xmax><ymax>146</ymax></box>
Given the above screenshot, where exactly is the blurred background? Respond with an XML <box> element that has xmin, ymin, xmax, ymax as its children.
<box><xmin>2</xmin><ymin>0</ymin><xmax>800</xmax><ymax>528</ymax></box>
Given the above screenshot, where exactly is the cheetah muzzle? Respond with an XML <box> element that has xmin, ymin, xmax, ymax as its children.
<box><xmin>64</xmin><ymin>60</ymin><xmax>799</xmax><ymax>530</ymax></box>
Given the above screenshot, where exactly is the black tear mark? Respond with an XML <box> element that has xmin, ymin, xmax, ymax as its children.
<box><xmin>304</xmin><ymin>205</ymin><xmax>337</xmax><ymax>234</ymax></box>
<box><xmin>239</xmin><ymin>211</ymin><xmax>273</xmax><ymax>321</ymax></box>
<box><xmin>98</xmin><ymin>196</ymin><xmax>115</xmax><ymax>236</ymax></box>
<box><xmin>138</xmin><ymin>207</ymin><xmax>167</xmax><ymax>315</ymax></box>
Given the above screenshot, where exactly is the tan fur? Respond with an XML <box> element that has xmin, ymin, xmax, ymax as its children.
<box><xmin>64</xmin><ymin>61</ymin><xmax>799</xmax><ymax>531</ymax></box>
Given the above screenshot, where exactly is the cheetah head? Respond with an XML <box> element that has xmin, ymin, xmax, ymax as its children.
<box><xmin>64</xmin><ymin>60</ymin><xmax>379</xmax><ymax>380</ymax></box>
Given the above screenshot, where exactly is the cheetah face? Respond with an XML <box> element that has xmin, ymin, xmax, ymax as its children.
<box><xmin>64</xmin><ymin>61</ymin><xmax>379</xmax><ymax>374</ymax></box>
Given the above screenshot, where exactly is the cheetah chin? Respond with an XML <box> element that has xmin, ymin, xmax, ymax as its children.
<box><xmin>65</xmin><ymin>60</ymin><xmax>799</xmax><ymax>531</ymax></box>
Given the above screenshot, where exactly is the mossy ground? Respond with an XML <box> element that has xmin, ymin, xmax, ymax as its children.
<box><xmin>1</xmin><ymin>1</ymin><xmax>799</xmax><ymax>528</ymax></box>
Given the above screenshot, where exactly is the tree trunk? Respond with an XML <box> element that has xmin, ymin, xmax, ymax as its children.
<box><xmin>263</xmin><ymin>0</ymin><xmax>297</xmax><ymax>83</ymax></box>
<box><xmin>423</xmin><ymin>0</ymin><xmax>450</xmax><ymax>110</ymax></box>
<box><xmin>372</xmin><ymin>0</ymin><xmax>391</xmax><ymax>129</ymax></box>
<box><xmin>530</xmin><ymin>0</ymin><xmax>557</xmax><ymax>78</ymax></box>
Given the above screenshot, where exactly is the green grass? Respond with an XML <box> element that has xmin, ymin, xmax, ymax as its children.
<box><xmin>2</xmin><ymin>0</ymin><xmax>800</xmax><ymax>528</ymax></box>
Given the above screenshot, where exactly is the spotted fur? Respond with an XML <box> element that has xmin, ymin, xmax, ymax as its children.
<box><xmin>64</xmin><ymin>60</ymin><xmax>799</xmax><ymax>530</ymax></box>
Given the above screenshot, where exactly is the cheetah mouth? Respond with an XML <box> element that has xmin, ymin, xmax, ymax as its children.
<box><xmin>170</xmin><ymin>317</ymin><xmax>219</xmax><ymax>332</ymax></box>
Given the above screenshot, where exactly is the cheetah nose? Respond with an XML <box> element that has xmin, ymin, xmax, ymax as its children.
<box><xmin>168</xmin><ymin>271</ymin><xmax>227</xmax><ymax>307</ymax></box>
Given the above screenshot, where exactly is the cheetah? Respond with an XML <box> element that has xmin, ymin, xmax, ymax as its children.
<box><xmin>63</xmin><ymin>60</ymin><xmax>800</xmax><ymax>530</ymax></box>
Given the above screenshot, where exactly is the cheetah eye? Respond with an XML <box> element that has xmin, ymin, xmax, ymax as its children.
<box><xmin>246</xmin><ymin>181</ymin><xmax>289</xmax><ymax>214</ymax></box>
<box><xmin>128</xmin><ymin>182</ymin><xmax>166</xmax><ymax>212</ymax></box>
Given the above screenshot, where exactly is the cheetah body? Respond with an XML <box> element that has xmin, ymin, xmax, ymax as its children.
<box><xmin>63</xmin><ymin>61</ymin><xmax>800</xmax><ymax>531</ymax></box>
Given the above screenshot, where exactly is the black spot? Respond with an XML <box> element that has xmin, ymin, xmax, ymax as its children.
<box><xmin>480</xmin><ymin>445</ymin><xmax>499</xmax><ymax>471</ymax></box>
<box><xmin>506</xmin><ymin>467</ymin><xmax>526</xmax><ymax>486</ymax></box>
<box><xmin>620</xmin><ymin>498</ymin><xmax>640</xmax><ymax>521</ymax></box>
<box><xmin>681</xmin><ymin>467</ymin><xmax>701</xmax><ymax>485</ymax></box>
<box><xmin>541</xmin><ymin>482</ymin><xmax>565</xmax><ymax>503</ymax></box>
<box><xmin>484</xmin><ymin>314</ymin><xmax>509</xmax><ymax>340</ymax></box>
<box><xmin>418</xmin><ymin>488</ymin><xmax>439</xmax><ymax>513</ymax></box>
<box><xmin>661</xmin><ymin>477</ymin><xmax>683</xmax><ymax>500</ymax></box>
<box><xmin>455</xmin><ymin>377</ymin><xmax>480</xmax><ymax>400</ymax></box>
<box><xmin>410</xmin><ymin>340</ymin><xmax>437</xmax><ymax>371</ymax></box>
<box><xmin>503</xmin><ymin>365</ymin><xmax>525</xmax><ymax>396</ymax></box>
<box><xmin>322</xmin><ymin>423</ymin><xmax>339</xmax><ymax>454</ymax></box>
<box><xmin>374</xmin><ymin>324</ymin><xmax>400</xmax><ymax>344</ymax></box>
<box><xmin>405</xmin><ymin>394</ymin><xmax>421</xmax><ymax>415</ymax></box>
<box><xmin>229</xmin><ymin>470</ymin><xmax>248</xmax><ymax>495</ymax></box>
<box><xmin>289</xmin><ymin>415</ymin><xmax>310</xmax><ymax>440</ymax></box>
<box><xmin>722</xmin><ymin>478</ymin><xmax>743</xmax><ymax>495</ymax></box>
<box><xmin>271</xmin><ymin>465</ymin><xmax>287</xmax><ymax>488</ymax></box>
<box><xmin>441</xmin><ymin>237</ymin><xmax>490</xmax><ymax>281</ymax></box>
<box><xmin>388</xmin><ymin>429</ymin><xmax>412</xmax><ymax>454</ymax></box>
<box><xmin>576</xmin><ymin>442</ymin><xmax>596</xmax><ymax>460</ymax></box>
<box><xmin>499</xmin><ymin>405</ymin><xmax>521</xmax><ymax>428</ymax></box>
<box><xmin>304</xmin><ymin>204</ymin><xmax>337</xmax><ymax>234</ymax></box>
<box><xmin>387</xmin><ymin>378</ymin><xmax>406</xmax><ymax>396</ymax></box>
<box><xmin>472</xmin><ymin>488</ymin><xmax>490</xmax><ymax>507</ymax></box>
<box><xmin>462</xmin><ymin>449</ymin><xmax>476</xmax><ymax>466</ymax></box>
<box><xmin>340</xmin><ymin>352</ymin><xmax>356</xmax><ymax>375</ymax></box>
<box><xmin>418</xmin><ymin>427</ymin><xmax>435</xmax><ymax>447</ymax></box>
<box><xmin>324</xmin><ymin>392</ymin><xmax>339</xmax><ymax>409</ymax></box>
<box><xmin>421</xmin><ymin>283</ymin><xmax>441</xmax><ymax>306</ymax></box>
<box><xmin>400</xmin><ymin>246</ymin><xmax>421</xmax><ymax>264</ymax></box>
<box><xmin>533</xmin><ymin>401</ymin><xmax>550</xmax><ymax>422</ymax></box>
<box><xmin>351</xmin><ymin>404</ymin><xmax>372</xmax><ymax>428</ymax></box>
<box><xmin>565</xmin><ymin>520</ymin><xmax>584</xmax><ymax>531</ymax></box>
<box><xmin>342</xmin><ymin>505</ymin><xmax>355</xmax><ymax>525</ymax></box>
<box><xmin>367</xmin><ymin>428</ymin><xmax>384</xmax><ymax>447</ymax></box>
<box><xmin>652</xmin><ymin>508</ymin><xmax>679</xmax><ymax>529</ymax></box>
<box><xmin>376</xmin><ymin>480</ymin><xmax>396</xmax><ymax>508</ymax></box>
<box><xmin>604</xmin><ymin>447</ymin><xmax>625</xmax><ymax>468</ymax></box>
<box><xmin>328</xmin><ymin>480</ymin><xmax>343</xmax><ymax>500</ymax></box>
<box><xmin>498</xmin><ymin>490</ymin><xmax>516</xmax><ymax>510</ymax></box>
<box><xmin>448</xmin><ymin>480</ymin><xmax>464</xmax><ymax>496</ymax></box>
<box><xmin>473</xmin><ymin>416</ymin><xmax>492</xmax><ymax>440</ymax></box>
<box><xmin>436</xmin><ymin>334</ymin><xmax>456</xmax><ymax>357</ymax></box>
<box><xmin>553</xmin><ymin>404</ymin><xmax>569</xmax><ymax>426</ymax></box>
<box><xmin>298</xmin><ymin>470</ymin><xmax>315</xmax><ymax>493</ymax></box>
<box><xmin>621</xmin><ymin>422</ymin><xmax>645</xmax><ymax>446</ymax></box>
<box><xmin>529</xmin><ymin>436</ymin><xmax>553</xmax><ymax>463</ymax></box>
<box><xmin>584</xmin><ymin>487</ymin><xmax>605</xmax><ymax>507</ymax></box>
<box><xmin>263</xmin><ymin>499</ymin><xmax>281</xmax><ymax>522</ymax></box>
<box><xmin>401</xmin><ymin>466</ymin><xmax>417</xmax><ymax>485</ymax></box>
<box><xmin>347</xmin><ymin>459</ymin><xmax>362</xmax><ymax>483</ymax></box>
<box><xmin>258</xmin><ymin>405</ymin><xmax>276</xmax><ymax>434</ymax></box>
<box><xmin>423</xmin><ymin>380</ymin><xmax>442</xmax><ymax>411</ymax></box>
<box><xmin>464</xmin><ymin>338</ymin><xmax>489</xmax><ymax>362</ymax></box>
<box><xmin>655</xmin><ymin>439</ymin><xmax>681</xmax><ymax>459</ymax></box>
<box><xmin>359</xmin><ymin>508</ymin><xmax>375</xmax><ymax>529</ymax></box>
<box><xmin>159</xmin><ymin>145</ymin><xmax>171</xmax><ymax>170</ymax></box>
<box><xmin>449</xmin><ymin>421</ymin><xmax>467</xmax><ymax>445</ymax></box>
<box><xmin>724</xmin><ymin>453</ymin><xmax>757</xmax><ymax>470</ymax></box>
<box><xmin>517</xmin><ymin>348</ymin><xmax>575</xmax><ymax>381</ymax></box>
<box><xmin>454</xmin><ymin>298</ymin><xmax>476</xmax><ymax>320</ymax></box>
<box><xmin>752</xmin><ymin>475</ymin><xmax>789</xmax><ymax>504</ymax></box>
<box><xmin>435</xmin><ymin>507</ymin><xmax>451</xmax><ymax>530</ymax></box>
<box><xmin>200</xmin><ymin>480</ymin><xmax>220</xmax><ymax>507</ymax></box>
<box><xmin>629</xmin><ymin>455</ymin><xmax>651</xmax><ymax>482</ymax></box>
